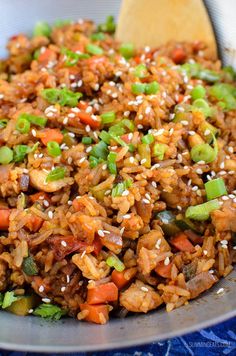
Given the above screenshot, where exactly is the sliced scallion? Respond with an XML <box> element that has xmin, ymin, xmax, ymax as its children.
<box><xmin>101</xmin><ymin>111</ymin><xmax>116</xmax><ymax>124</ymax></box>
<box><xmin>107</xmin><ymin>151</ymin><xmax>117</xmax><ymax>175</ymax></box>
<box><xmin>106</xmin><ymin>255</ymin><xmax>125</xmax><ymax>272</ymax></box>
<box><xmin>141</xmin><ymin>134</ymin><xmax>154</xmax><ymax>144</ymax></box>
<box><xmin>185</xmin><ymin>199</ymin><xmax>220</xmax><ymax>221</ymax></box>
<box><xmin>204</xmin><ymin>178</ymin><xmax>227</xmax><ymax>200</ymax></box>
<box><xmin>46</xmin><ymin>167</ymin><xmax>66</xmax><ymax>182</ymax></box>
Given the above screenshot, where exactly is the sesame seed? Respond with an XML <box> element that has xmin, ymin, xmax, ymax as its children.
<box><xmin>112</xmin><ymin>93</ymin><xmax>118</xmax><ymax>98</ymax></box>
<box><xmin>48</xmin><ymin>211</ymin><xmax>53</xmax><ymax>219</ymax></box>
<box><xmin>137</xmin><ymin>124</ymin><xmax>143</xmax><ymax>129</ymax></box>
<box><xmin>61</xmin><ymin>286</ymin><xmax>66</xmax><ymax>292</ymax></box>
<box><xmin>221</xmin><ymin>195</ymin><xmax>229</xmax><ymax>201</ymax></box>
<box><xmin>124</xmin><ymin>111</ymin><xmax>130</xmax><ymax>117</ymax></box>
<box><xmin>156</xmin><ymin>128</ymin><xmax>165</xmax><ymax>136</ymax></box>
<box><xmin>219</xmin><ymin>170</ymin><xmax>226</xmax><ymax>175</ymax></box>
<box><xmin>145</xmin><ymin>106</ymin><xmax>151</xmax><ymax>114</ymax></box>
<box><xmin>79</xmin><ymin>157</ymin><xmax>86</xmax><ymax>163</ymax></box>
<box><xmin>61</xmin><ymin>240</ymin><xmax>67</xmax><ymax>247</ymax></box>
<box><xmin>39</xmin><ymin>285</ymin><xmax>44</xmax><ymax>293</ymax></box>
<box><xmin>196</xmin><ymin>189</ymin><xmax>202</xmax><ymax>197</ymax></box>
<box><xmin>104</xmin><ymin>190</ymin><xmax>111</xmax><ymax>196</ymax></box>
<box><xmin>151</xmin><ymin>181</ymin><xmax>157</xmax><ymax>188</ymax></box>
<box><xmin>151</xmin><ymin>163</ymin><xmax>160</xmax><ymax>170</ymax></box>
<box><xmin>123</xmin><ymin>214</ymin><xmax>131</xmax><ymax>219</ymax></box>
<box><xmin>120</xmin><ymin>227</ymin><xmax>125</xmax><ymax>235</ymax></box>
<box><xmin>122</xmin><ymin>190</ymin><xmax>129</xmax><ymax>196</ymax></box>
<box><xmin>28</xmin><ymin>309</ymin><xmax>34</xmax><ymax>314</ymax></box>
<box><xmin>129</xmin><ymin>157</ymin><xmax>135</xmax><ymax>163</ymax></box>
<box><xmin>228</xmin><ymin>147</ymin><xmax>234</xmax><ymax>153</ymax></box>
<box><xmin>196</xmin><ymin>168</ymin><xmax>203</xmax><ymax>174</ymax></box>
<box><xmin>115</xmin><ymin>71</ymin><xmax>122</xmax><ymax>77</ymax></box>
<box><xmin>71</xmin><ymin>107</ymin><xmax>80</xmax><ymax>113</ymax></box>
<box><xmin>209</xmin><ymin>270</ymin><xmax>214</xmax><ymax>274</ymax></box>
<box><xmin>219</xmin><ymin>162</ymin><xmax>225</xmax><ymax>169</ymax></box>
<box><xmin>31</xmin><ymin>129</ymin><xmax>37</xmax><ymax>137</ymax></box>
<box><xmin>169</xmin><ymin>128</ymin><xmax>174</xmax><ymax>135</ymax></box>
<box><xmin>46</xmin><ymin>112</ymin><xmax>54</xmax><ymax>118</ymax></box>
<box><xmin>143</xmin><ymin>198</ymin><xmax>151</xmax><ymax>204</ymax></box>
<box><xmin>43</xmin><ymin>200</ymin><xmax>49</xmax><ymax>207</ymax></box>
<box><xmin>180</xmin><ymin>120</ymin><xmax>189</xmax><ymax>126</ymax></box>
<box><xmin>81</xmin><ymin>250</ymin><xmax>86</xmax><ymax>258</ymax></box>
<box><xmin>203</xmin><ymin>250</ymin><xmax>208</xmax><ymax>255</ymax></box>
<box><xmin>68</xmin><ymin>113</ymin><xmax>75</xmax><ymax>118</ymax></box>
<box><xmin>177</xmin><ymin>205</ymin><xmax>182</xmax><ymax>211</ymax></box>
<box><xmin>188</xmin><ymin>131</ymin><xmax>196</xmax><ymax>136</ymax></box>
<box><xmin>71</xmin><ymin>82</ymin><xmax>77</xmax><ymax>88</ymax></box>
<box><xmin>102</xmin><ymin>164</ymin><xmax>107</xmax><ymax>170</ymax></box>
<box><xmin>229</xmin><ymin>194</ymin><xmax>235</xmax><ymax>199</ymax></box>
<box><xmin>204</xmin><ymin>129</ymin><xmax>211</xmax><ymax>136</ymax></box>
<box><xmin>67</xmin><ymin>157</ymin><xmax>73</xmax><ymax>164</ymax></box>
<box><xmin>42</xmin><ymin>298</ymin><xmax>51</xmax><ymax>303</ymax></box>
<box><xmin>197</xmin><ymin>160</ymin><xmax>205</xmax><ymax>165</ymax></box>
<box><xmin>164</xmin><ymin>257</ymin><xmax>170</xmax><ymax>266</ymax></box>
<box><xmin>63</xmin><ymin>117</ymin><xmax>69</xmax><ymax>125</ymax></box>
<box><xmin>233</xmin><ymin>246</ymin><xmax>236</xmax><ymax>250</ymax></box>
<box><xmin>155</xmin><ymin>239</ymin><xmax>162</xmax><ymax>249</ymax></box>
<box><xmin>221</xmin><ymin>240</ymin><xmax>228</xmax><ymax>245</ymax></box>
<box><xmin>141</xmin><ymin>286</ymin><xmax>149</xmax><ymax>292</ymax></box>
<box><xmin>216</xmin><ymin>288</ymin><xmax>224</xmax><ymax>295</ymax></box>
<box><xmin>85</xmin><ymin>125</ymin><xmax>91</xmax><ymax>132</ymax></box>
<box><xmin>177</xmin><ymin>153</ymin><xmax>183</xmax><ymax>163</ymax></box>
<box><xmin>192</xmin><ymin>186</ymin><xmax>198</xmax><ymax>191</ymax></box>
<box><xmin>0</xmin><ymin>94</ymin><xmax>4</xmax><ymax>99</ymax></box>
<box><xmin>66</xmin><ymin>275</ymin><xmax>70</xmax><ymax>283</ymax></box>
<box><xmin>140</xmin><ymin>158</ymin><xmax>147</xmax><ymax>164</ymax></box>
<box><xmin>221</xmin><ymin>245</ymin><xmax>228</xmax><ymax>249</ymax></box>
<box><xmin>98</xmin><ymin>230</ymin><xmax>105</xmax><ymax>237</ymax></box>
<box><xmin>68</xmin><ymin>200</ymin><xmax>72</xmax><ymax>205</ymax></box>
<box><xmin>86</xmin><ymin>146</ymin><xmax>92</xmax><ymax>153</ymax></box>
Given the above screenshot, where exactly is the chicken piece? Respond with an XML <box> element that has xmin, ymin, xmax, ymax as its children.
<box><xmin>137</xmin><ymin>229</ymin><xmax>170</xmax><ymax>254</ymax></box>
<box><xmin>120</xmin><ymin>280</ymin><xmax>163</xmax><ymax>313</ymax></box>
<box><xmin>137</xmin><ymin>247</ymin><xmax>158</xmax><ymax>275</ymax></box>
<box><xmin>186</xmin><ymin>271</ymin><xmax>218</xmax><ymax>299</ymax></box>
<box><xmin>29</xmin><ymin>169</ymin><xmax>73</xmax><ymax>193</ymax></box>
<box><xmin>211</xmin><ymin>205</ymin><xmax>236</xmax><ymax>232</ymax></box>
<box><xmin>72</xmin><ymin>253</ymin><xmax>110</xmax><ymax>280</ymax></box>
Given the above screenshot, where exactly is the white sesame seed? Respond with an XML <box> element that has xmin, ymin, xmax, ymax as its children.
<box><xmin>216</xmin><ymin>288</ymin><xmax>224</xmax><ymax>295</ymax></box>
<box><xmin>71</xmin><ymin>107</ymin><xmax>80</xmax><ymax>113</ymax></box>
<box><xmin>221</xmin><ymin>240</ymin><xmax>228</xmax><ymax>245</ymax></box>
<box><xmin>112</xmin><ymin>93</ymin><xmax>118</xmax><ymax>98</ymax></box>
<box><xmin>63</xmin><ymin>117</ymin><xmax>69</xmax><ymax>125</ymax></box>
<box><xmin>61</xmin><ymin>240</ymin><xmax>67</xmax><ymax>247</ymax></box>
<box><xmin>81</xmin><ymin>250</ymin><xmax>86</xmax><ymax>258</ymax></box>
<box><xmin>42</xmin><ymin>298</ymin><xmax>51</xmax><ymax>303</ymax></box>
<box><xmin>61</xmin><ymin>286</ymin><xmax>66</xmax><ymax>292</ymax></box>
<box><xmin>197</xmin><ymin>160</ymin><xmax>205</xmax><ymax>165</ymax></box>
<box><xmin>221</xmin><ymin>245</ymin><xmax>228</xmax><ymax>249</ymax></box>
<box><xmin>145</xmin><ymin>106</ymin><xmax>151</xmax><ymax>114</ymax></box>
<box><xmin>98</xmin><ymin>230</ymin><xmax>105</xmax><ymax>237</ymax></box>
<box><xmin>43</xmin><ymin>200</ymin><xmax>49</xmax><ymax>207</ymax></box>
<box><xmin>196</xmin><ymin>168</ymin><xmax>203</xmax><ymax>174</ymax></box>
<box><xmin>68</xmin><ymin>113</ymin><xmax>76</xmax><ymax>118</ymax></box>
<box><xmin>188</xmin><ymin>131</ymin><xmax>196</xmax><ymax>136</ymax></box>
<box><xmin>220</xmin><ymin>162</ymin><xmax>225</xmax><ymax>169</ymax></box>
<box><xmin>85</xmin><ymin>125</ymin><xmax>90</xmax><ymax>132</ymax></box>
<box><xmin>0</xmin><ymin>94</ymin><xmax>4</xmax><ymax>99</ymax></box>
<box><xmin>79</xmin><ymin>157</ymin><xmax>86</xmax><ymax>163</ymax></box>
<box><xmin>225</xmin><ymin>155</ymin><xmax>230</xmax><ymax>160</ymax></box>
<box><xmin>177</xmin><ymin>205</ymin><xmax>182</xmax><ymax>211</ymax></box>
<box><xmin>28</xmin><ymin>309</ymin><xmax>34</xmax><ymax>314</ymax></box>
<box><xmin>228</xmin><ymin>147</ymin><xmax>234</xmax><ymax>153</ymax></box>
<box><xmin>120</xmin><ymin>227</ymin><xmax>125</xmax><ymax>235</ymax></box>
<box><xmin>196</xmin><ymin>189</ymin><xmax>202</xmax><ymax>197</ymax></box>
<box><xmin>219</xmin><ymin>170</ymin><xmax>226</xmax><ymax>175</ymax></box>
<box><xmin>129</xmin><ymin>157</ymin><xmax>135</xmax><ymax>163</ymax></box>
<box><xmin>204</xmin><ymin>129</ymin><xmax>211</xmax><ymax>136</ymax></box>
<box><xmin>102</xmin><ymin>164</ymin><xmax>107</xmax><ymax>170</ymax></box>
<box><xmin>151</xmin><ymin>163</ymin><xmax>160</xmax><ymax>170</ymax></box>
<box><xmin>143</xmin><ymin>198</ymin><xmax>151</xmax><ymax>204</ymax></box>
<box><xmin>68</xmin><ymin>200</ymin><xmax>72</xmax><ymax>205</ymax></box>
<box><xmin>86</xmin><ymin>146</ymin><xmax>92</xmax><ymax>153</ymax></box>
<box><xmin>71</xmin><ymin>82</ymin><xmax>77</xmax><ymax>88</ymax></box>
<box><xmin>164</xmin><ymin>257</ymin><xmax>170</xmax><ymax>266</ymax></box>
<box><xmin>115</xmin><ymin>71</ymin><xmax>122</xmax><ymax>77</ymax></box>
<box><xmin>66</xmin><ymin>275</ymin><xmax>70</xmax><ymax>283</ymax></box>
<box><xmin>104</xmin><ymin>190</ymin><xmax>111</xmax><ymax>196</ymax></box>
<box><xmin>156</xmin><ymin>128</ymin><xmax>165</xmax><ymax>136</ymax></box>
<box><xmin>203</xmin><ymin>250</ymin><xmax>208</xmax><ymax>255</ymax></box>
<box><xmin>155</xmin><ymin>238</ymin><xmax>162</xmax><ymax>249</ymax></box>
<box><xmin>169</xmin><ymin>128</ymin><xmax>174</xmax><ymax>135</ymax></box>
<box><xmin>233</xmin><ymin>246</ymin><xmax>236</xmax><ymax>250</ymax></box>
<box><xmin>46</xmin><ymin>111</ymin><xmax>54</xmax><ymax>118</ymax></box>
<box><xmin>39</xmin><ymin>285</ymin><xmax>44</xmax><ymax>293</ymax></box>
<box><xmin>141</xmin><ymin>286</ymin><xmax>149</xmax><ymax>292</ymax></box>
<box><xmin>181</xmin><ymin>120</ymin><xmax>189</xmax><ymax>126</ymax></box>
<box><xmin>67</xmin><ymin>157</ymin><xmax>73</xmax><ymax>164</ymax></box>
<box><xmin>124</xmin><ymin>111</ymin><xmax>130</xmax><ymax>117</ymax></box>
<box><xmin>229</xmin><ymin>194</ymin><xmax>235</xmax><ymax>199</ymax></box>
<box><xmin>122</xmin><ymin>190</ymin><xmax>129</xmax><ymax>196</ymax></box>
<box><xmin>192</xmin><ymin>186</ymin><xmax>198</xmax><ymax>191</ymax></box>
<box><xmin>123</xmin><ymin>214</ymin><xmax>131</xmax><ymax>219</ymax></box>
<box><xmin>137</xmin><ymin>124</ymin><xmax>143</xmax><ymax>129</ymax></box>
<box><xmin>48</xmin><ymin>211</ymin><xmax>53</xmax><ymax>219</ymax></box>
<box><xmin>140</xmin><ymin>158</ymin><xmax>147</xmax><ymax>164</ymax></box>
<box><xmin>209</xmin><ymin>269</ymin><xmax>214</xmax><ymax>274</ymax></box>
<box><xmin>221</xmin><ymin>195</ymin><xmax>229</xmax><ymax>201</ymax></box>
<box><xmin>151</xmin><ymin>181</ymin><xmax>157</xmax><ymax>188</ymax></box>
<box><xmin>31</xmin><ymin>129</ymin><xmax>37</xmax><ymax>137</ymax></box>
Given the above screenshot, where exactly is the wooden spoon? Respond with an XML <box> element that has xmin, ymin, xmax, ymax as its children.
<box><xmin>116</xmin><ymin>0</ymin><xmax>217</xmax><ymax>59</ymax></box>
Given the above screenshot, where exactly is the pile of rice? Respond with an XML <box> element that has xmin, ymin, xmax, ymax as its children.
<box><xmin>0</xmin><ymin>18</ymin><xmax>235</xmax><ymax>324</ymax></box>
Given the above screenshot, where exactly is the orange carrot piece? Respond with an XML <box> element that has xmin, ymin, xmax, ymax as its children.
<box><xmin>155</xmin><ymin>261</ymin><xmax>172</xmax><ymax>278</ymax></box>
<box><xmin>87</xmin><ymin>282</ymin><xmax>118</xmax><ymax>305</ymax></box>
<box><xmin>39</xmin><ymin>129</ymin><xmax>63</xmax><ymax>146</ymax></box>
<box><xmin>111</xmin><ymin>268</ymin><xmax>137</xmax><ymax>289</ymax></box>
<box><xmin>77</xmin><ymin>101</ymin><xmax>89</xmax><ymax>111</ymax></box>
<box><xmin>171</xmin><ymin>47</ymin><xmax>187</xmax><ymax>64</ymax></box>
<box><xmin>77</xmin><ymin>112</ymin><xmax>100</xmax><ymax>129</ymax></box>
<box><xmin>30</xmin><ymin>192</ymin><xmax>50</xmax><ymax>203</ymax></box>
<box><xmin>38</xmin><ymin>49</ymin><xmax>55</xmax><ymax>63</ymax></box>
<box><xmin>80</xmin><ymin>303</ymin><xmax>109</xmax><ymax>324</ymax></box>
<box><xmin>170</xmin><ymin>233</ymin><xmax>195</xmax><ymax>253</ymax></box>
<box><xmin>0</xmin><ymin>209</ymin><xmax>11</xmax><ymax>230</ymax></box>
<box><xmin>25</xmin><ymin>214</ymin><xmax>43</xmax><ymax>232</ymax></box>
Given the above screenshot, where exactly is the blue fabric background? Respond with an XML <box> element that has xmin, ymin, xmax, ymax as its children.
<box><xmin>0</xmin><ymin>317</ymin><xmax>235</xmax><ymax>355</ymax></box>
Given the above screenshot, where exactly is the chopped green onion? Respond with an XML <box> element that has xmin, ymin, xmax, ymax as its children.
<box><xmin>180</xmin><ymin>63</ymin><xmax>220</xmax><ymax>82</ymax></box>
<box><xmin>90</xmin><ymin>141</ymin><xmax>108</xmax><ymax>160</ymax></box>
<box><xmin>41</xmin><ymin>88</ymin><xmax>82</xmax><ymax>107</ymax></box>
<box><xmin>33</xmin><ymin>49</ymin><xmax>40</xmax><ymax>60</ymax></box>
<box><xmin>90</xmin><ymin>32</ymin><xmax>105</xmax><ymax>41</ymax></box>
<box><xmin>107</xmin><ymin>151</ymin><xmax>117</xmax><ymax>175</ymax></box>
<box><xmin>110</xmin><ymin>134</ymin><xmax>133</xmax><ymax>152</ymax></box>
<box><xmin>197</xmin><ymin>69</ymin><xmax>220</xmax><ymax>83</ymax></box>
<box><xmin>99</xmin><ymin>130</ymin><xmax>111</xmax><ymax>144</ymax></box>
<box><xmin>47</xmin><ymin>141</ymin><xmax>61</xmax><ymax>157</ymax></box>
<box><xmin>46</xmin><ymin>167</ymin><xmax>66</xmax><ymax>182</ymax></box>
<box><xmin>16</xmin><ymin>117</ymin><xmax>31</xmax><ymax>133</ymax></box>
<box><xmin>209</xmin><ymin>83</ymin><xmax>236</xmax><ymax>111</ymax></box>
<box><xmin>101</xmin><ymin>111</ymin><xmax>116</xmax><ymax>124</ymax></box>
<box><xmin>145</xmin><ymin>81</ymin><xmax>160</xmax><ymax>95</ymax></box>
<box><xmin>222</xmin><ymin>66</ymin><xmax>235</xmax><ymax>81</ymax></box>
<box><xmin>33</xmin><ymin>21</ymin><xmax>51</xmax><ymax>37</ymax></box>
<box><xmin>109</xmin><ymin>124</ymin><xmax>125</xmax><ymax>136</ymax></box>
<box><xmin>2</xmin><ymin>291</ymin><xmax>19</xmax><ymax>309</ymax></box>
<box><xmin>86</xmin><ymin>43</ymin><xmax>104</xmax><ymax>55</ymax></box>
<box><xmin>121</xmin><ymin>119</ymin><xmax>135</xmax><ymax>132</ymax></box>
<box><xmin>191</xmin><ymin>85</ymin><xmax>206</xmax><ymax>100</ymax></box>
<box><xmin>142</xmin><ymin>134</ymin><xmax>154</xmax><ymax>144</ymax></box>
<box><xmin>54</xmin><ymin>19</ymin><xmax>71</xmax><ymax>28</ymax></box>
<box><xmin>61</xmin><ymin>47</ymin><xmax>90</xmax><ymax>66</ymax></box>
<box><xmin>153</xmin><ymin>143</ymin><xmax>167</xmax><ymax>160</ymax></box>
<box><xmin>119</xmin><ymin>43</ymin><xmax>135</xmax><ymax>59</ymax></box>
<box><xmin>134</xmin><ymin>64</ymin><xmax>148</xmax><ymax>78</ymax></box>
<box><xmin>33</xmin><ymin>303</ymin><xmax>66</xmax><ymax>320</ymax></box>
<box><xmin>98</xmin><ymin>15</ymin><xmax>116</xmax><ymax>33</ymax></box>
<box><xmin>106</xmin><ymin>255</ymin><xmax>125</xmax><ymax>272</ymax></box>
<box><xmin>205</xmin><ymin>178</ymin><xmax>227</xmax><ymax>200</ymax></box>
<box><xmin>13</xmin><ymin>145</ymin><xmax>30</xmax><ymax>162</ymax></box>
<box><xmin>18</xmin><ymin>113</ymin><xmax>47</xmax><ymax>128</ymax></box>
<box><xmin>0</xmin><ymin>119</ymin><xmax>8</xmax><ymax>129</ymax></box>
<box><xmin>0</xmin><ymin>146</ymin><xmax>13</xmax><ymax>164</ymax></box>
<box><xmin>82</xmin><ymin>137</ymin><xmax>93</xmax><ymax>145</ymax></box>
<box><xmin>131</xmin><ymin>83</ymin><xmax>146</xmax><ymax>95</ymax></box>
<box><xmin>192</xmin><ymin>98</ymin><xmax>212</xmax><ymax>117</ymax></box>
<box><xmin>186</xmin><ymin>199</ymin><xmax>220</xmax><ymax>221</ymax></box>
<box><xmin>22</xmin><ymin>256</ymin><xmax>38</xmax><ymax>276</ymax></box>
<box><xmin>89</xmin><ymin>156</ymin><xmax>100</xmax><ymax>168</ymax></box>
<box><xmin>190</xmin><ymin>134</ymin><xmax>217</xmax><ymax>163</ymax></box>
<box><xmin>112</xmin><ymin>179</ymin><xmax>132</xmax><ymax>197</ymax></box>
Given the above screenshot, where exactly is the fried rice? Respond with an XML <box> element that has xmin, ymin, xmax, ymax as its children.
<box><xmin>0</xmin><ymin>17</ymin><xmax>235</xmax><ymax>324</ymax></box>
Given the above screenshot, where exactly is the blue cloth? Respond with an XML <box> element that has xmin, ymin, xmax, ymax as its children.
<box><xmin>1</xmin><ymin>317</ymin><xmax>235</xmax><ymax>355</ymax></box>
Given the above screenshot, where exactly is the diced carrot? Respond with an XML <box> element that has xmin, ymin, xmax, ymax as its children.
<box><xmin>171</xmin><ymin>47</ymin><xmax>187</xmax><ymax>64</ymax></box>
<box><xmin>79</xmin><ymin>303</ymin><xmax>109</xmax><ymax>324</ymax></box>
<box><xmin>71</xmin><ymin>43</ymin><xmax>85</xmax><ymax>53</ymax></box>
<box><xmin>111</xmin><ymin>268</ymin><xmax>137</xmax><ymax>289</ymax></box>
<box><xmin>120</xmin><ymin>134</ymin><xmax>132</xmax><ymax>144</ymax></box>
<box><xmin>170</xmin><ymin>232</ymin><xmax>195</xmax><ymax>253</ymax></box>
<box><xmin>155</xmin><ymin>261</ymin><xmax>172</xmax><ymax>278</ymax></box>
<box><xmin>39</xmin><ymin>128</ymin><xmax>64</xmax><ymax>146</ymax></box>
<box><xmin>77</xmin><ymin>101</ymin><xmax>89</xmax><ymax>111</ymax></box>
<box><xmin>0</xmin><ymin>209</ymin><xmax>11</xmax><ymax>230</ymax></box>
<box><xmin>30</xmin><ymin>192</ymin><xmax>50</xmax><ymax>204</ymax></box>
<box><xmin>87</xmin><ymin>282</ymin><xmax>118</xmax><ymax>304</ymax></box>
<box><xmin>77</xmin><ymin>112</ymin><xmax>100</xmax><ymax>129</ymax></box>
<box><xmin>177</xmin><ymin>94</ymin><xmax>185</xmax><ymax>103</ymax></box>
<box><xmin>25</xmin><ymin>214</ymin><xmax>43</xmax><ymax>232</ymax></box>
<box><xmin>134</xmin><ymin>56</ymin><xmax>141</xmax><ymax>64</ymax></box>
<box><xmin>38</xmin><ymin>48</ymin><xmax>55</xmax><ymax>64</ymax></box>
